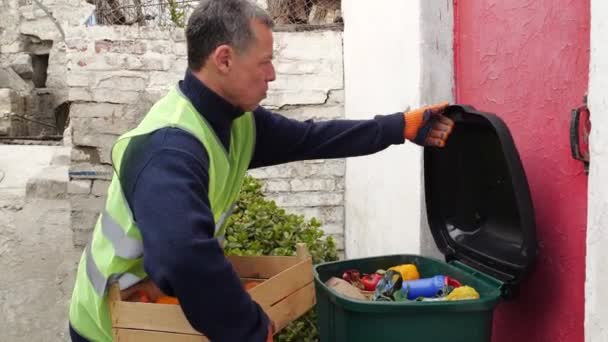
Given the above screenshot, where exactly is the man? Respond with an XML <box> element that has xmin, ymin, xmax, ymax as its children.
<box><xmin>68</xmin><ymin>0</ymin><xmax>454</xmax><ymax>341</ymax></box>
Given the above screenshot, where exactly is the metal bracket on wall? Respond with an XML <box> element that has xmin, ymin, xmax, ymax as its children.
<box><xmin>570</xmin><ymin>94</ymin><xmax>591</xmax><ymax>175</ymax></box>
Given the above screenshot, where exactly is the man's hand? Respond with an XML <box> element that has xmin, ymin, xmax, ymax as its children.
<box><xmin>404</xmin><ymin>102</ymin><xmax>454</xmax><ymax>147</ymax></box>
<box><xmin>266</xmin><ymin>321</ymin><xmax>275</xmax><ymax>341</ymax></box>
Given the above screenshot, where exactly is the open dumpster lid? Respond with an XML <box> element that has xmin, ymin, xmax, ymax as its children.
<box><xmin>424</xmin><ymin>105</ymin><xmax>537</xmax><ymax>298</ymax></box>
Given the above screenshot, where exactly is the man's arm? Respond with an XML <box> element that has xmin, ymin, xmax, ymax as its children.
<box><xmin>250</xmin><ymin>106</ymin><xmax>406</xmax><ymax>168</ymax></box>
<box><xmin>125</xmin><ymin>130</ymin><xmax>269</xmax><ymax>341</ymax></box>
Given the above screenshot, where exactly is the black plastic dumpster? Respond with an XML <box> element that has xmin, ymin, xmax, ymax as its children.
<box><xmin>313</xmin><ymin>105</ymin><xmax>537</xmax><ymax>342</ymax></box>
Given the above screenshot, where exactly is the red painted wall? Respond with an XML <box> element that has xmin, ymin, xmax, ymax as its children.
<box><xmin>454</xmin><ymin>1</ymin><xmax>589</xmax><ymax>341</ymax></box>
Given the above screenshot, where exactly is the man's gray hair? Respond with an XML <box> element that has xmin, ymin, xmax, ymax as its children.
<box><xmin>186</xmin><ymin>0</ymin><xmax>274</xmax><ymax>71</ymax></box>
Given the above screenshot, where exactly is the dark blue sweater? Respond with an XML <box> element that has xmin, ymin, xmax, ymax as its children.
<box><xmin>100</xmin><ymin>71</ymin><xmax>404</xmax><ymax>341</ymax></box>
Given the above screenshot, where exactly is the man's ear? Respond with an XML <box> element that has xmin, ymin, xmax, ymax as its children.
<box><xmin>211</xmin><ymin>44</ymin><xmax>233</xmax><ymax>74</ymax></box>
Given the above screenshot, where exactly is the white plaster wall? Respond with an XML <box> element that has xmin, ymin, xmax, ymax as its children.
<box><xmin>343</xmin><ymin>0</ymin><xmax>423</xmax><ymax>257</ymax></box>
<box><xmin>586</xmin><ymin>0</ymin><xmax>608</xmax><ymax>340</ymax></box>
<box><xmin>419</xmin><ymin>0</ymin><xmax>455</xmax><ymax>260</ymax></box>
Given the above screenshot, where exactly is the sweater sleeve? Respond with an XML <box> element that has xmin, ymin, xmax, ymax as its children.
<box><xmin>250</xmin><ymin>106</ymin><xmax>406</xmax><ymax>168</ymax></box>
<box><xmin>126</xmin><ymin>132</ymin><xmax>269</xmax><ymax>342</ymax></box>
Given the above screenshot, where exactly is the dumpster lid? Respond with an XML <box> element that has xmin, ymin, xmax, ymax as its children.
<box><xmin>424</xmin><ymin>104</ymin><xmax>537</xmax><ymax>298</ymax></box>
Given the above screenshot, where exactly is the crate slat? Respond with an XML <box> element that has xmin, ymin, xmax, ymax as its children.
<box><xmin>267</xmin><ymin>282</ymin><xmax>316</xmax><ymax>333</ymax></box>
<box><xmin>248</xmin><ymin>257</ymin><xmax>313</xmax><ymax>309</ymax></box>
<box><xmin>228</xmin><ymin>255</ymin><xmax>300</xmax><ymax>278</ymax></box>
<box><xmin>111</xmin><ymin>302</ymin><xmax>199</xmax><ymax>335</ymax></box>
<box><xmin>114</xmin><ymin>328</ymin><xmax>209</xmax><ymax>342</ymax></box>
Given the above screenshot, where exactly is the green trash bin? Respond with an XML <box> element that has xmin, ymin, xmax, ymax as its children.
<box><xmin>313</xmin><ymin>105</ymin><xmax>538</xmax><ymax>342</ymax></box>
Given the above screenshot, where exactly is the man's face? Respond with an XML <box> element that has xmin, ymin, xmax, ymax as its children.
<box><xmin>226</xmin><ymin>19</ymin><xmax>276</xmax><ymax>111</ymax></box>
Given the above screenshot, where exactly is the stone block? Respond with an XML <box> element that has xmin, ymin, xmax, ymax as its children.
<box><xmin>70</xmin><ymin>194</ymin><xmax>105</xmax><ymax>212</ymax></box>
<box><xmin>320</xmin><ymin>223</ymin><xmax>343</xmax><ymax>235</ymax></box>
<box><xmin>0</xmin><ymin>88</ymin><xmax>24</xmax><ymax>114</ymax></box>
<box><xmin>65</xmin><ymin>39</ymin><xmax>90</xmax><ymax>52</ymax></box>
<box><xmin>287</xmin><ymin>205</ymin><xmax>344</xmax><ymax>224</ymax></box>
<box><xmin>72</xmin><ymin>116</ymin><xmax>137</xmax><ymax>139</ymax></box>
<box><xmin>97</xmin><ymin>145</ymin><xmax>113</xmax><ymax>165</ymax></box>
<box><xmin>247</xmin><ymin>163</ymin><xmax>299</xmax><ymax>179</ymax></box>
<box><xmin>330</xmin><ymin>234</ymin><xmax>345</xmax><ymax>250</ymax></box>
<box><xmin>71</xmin><ymin>54</ymin><xmax>143</xmax><ymax>72</ymax></box>
<box><xmin>96</xmin><ymin>74</ymin><xmax>147</xmax><ymax>91</ymax></box>
<box><xmin>25</xmin><ymin>166</ymin><xmax>68</xmax><ymax>200</ymax></box>
<box><xmin>72</xmin><ymin>131</ymin><xmax>117</xmax><ymax>152</ymax></box>
<box><xmin>69</xmin><ymin>163</ymin><xmax>113</xmax><ymax>180</ymax></box>
<box><xmin>295</xmin><ymin>160</ymin><xmax>345</xmax><ymax>178</ymax></box>
<box><xmin>336</xmin><ymin>178</ymin><xmax>345</xmax><ymax>191</ymax></box>
<box><xmin>0</xmin><ymin>67</ymin><xmax>34</xmax><ymax>94</ymax></box>
<box><xmin>68</xmin><ymin>87</ymin><xmax>93</xmax><ymax>102</ymax></box>
<box><xmin>323</xmin><ymin>206</ymin><xmax>345</xmax><ymax>223</ymax></box>
<box><xmin>262</xmin><ymin>89</ymin><xmax>329</xmax><ymax>108</ymax></box>
<box><xmin>116</xmin><ymin>54</ymin><xmax>173</xmax><ymax>72</ymax></box>
<box><xmin>169</xmin><ymin>28</ymin><xmax>186</xmax><ymax>42</ymax></box>
<box><xmin>124</xmin><ymin>26</ymin><xmax>171</xmax><ymax>41</ymax></box>
<box><xmin>70</xmin><ymin>146</ymin><xmax>101</xmax><ymax>164</ymax></box>
<box><xmin>173</xmin><ymin>57</ymin><xmax>188</xmax><ymax>73</ymax></box>
<box><xmin>69</xmin><ymin>55</ymin><xmax>107</xmax><ymax>71</ymax></box>
<box><xmin>91</xmin><ymin>180</ymin><xmax>110</xmax><ymax>197</ymax></box>
<box><xmin>327</xmin><ymin>89</ymin><xmax>345</xmax><ymax>104</ymax></box>
<box><xmin>92</xmin><ymin>88</ymin><xmax>142</xmax><ymax>104</ymax></box>
<box><xmin>251</xmin><ymin>161</ymin><xmax>344</xmax><ymax>180</ymax></box>
<box><xmin>266</xmin><ymin>191</ymin><xmax>343</xmax><ymax>207</ymax></box>
<box><xmin>263</xmin><ymin>179</ymin><xmax>291</xmax><ymax>192</ymax></box>
<box><xmin>0</xmin><ymin>117</ymin><xmax>10</xmax><ymax>136</ymax></box>
<box><xmin>68</xmin><ymin>180</ymin><xmax>92</xmax><ymax>195</ymax></box>
<box><xmin>174</xmin><ymin>42</ymin><xmax>187</xmax><ymax>56</ymax></box>
<box><xmin>95</xmin><ymin>39</ymin><xmax>146</xmax><ymax>55</ymax></box>
<box><xmin>285</xmin><ymin>207</ymin><xmax>323</xmax><ymax>221</ymax></box>
<box><xmin>10</xmin><ymin>54</ymin><xmax>33</xmax><ymax>80</ymax></box>
<box><xmin>66</xmin><ymin>72</ymin><xmax>91</xmax><ymax>87</ymax></box>
<box><xmin>71</xmin><ymin>209</ymin><xmax>99</xmax><ymax>247</ymax></box>
<box><xmin>51</xmin><ymin>146</ymin><xmax>72</xmax><ymax>166</ymax></box>
<box><xmin>290</xmin><ymin>178</ymin><xmax>335</xmax><ymax>192</ymax></box>
<box><xmin>279</xmin><ymin>104</ymin><xmax>344</xmax><ymax>121</ymax></box>
<box><xmin>148</xmin><ymin>71</ymin><xmax>183</xmax><ymax>89</ymax></box>
<box><xmin>146</xmin><ymin>40</ymin><xmax>174</xmax><ymax>55</ymax></box>
<box><xmin>19</xmin><ymin>18</ymin><xmax>62</xmax><ymax>41</ymax></box>
<box><xmin>0</xmin><ymin>40</ymin><xmax>25</xmax><ymax>54</ymax></box>
<box><xmin>69</xmin><ymin>102</ymin><xmax>124</xmax><ymax>119</ymax></box>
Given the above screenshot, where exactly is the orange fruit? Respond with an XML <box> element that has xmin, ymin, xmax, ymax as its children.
<box><xmin>244</xmin><ymin>280</ymin><xmax>263</xmax><ymax>290</ymax></box>
<box><xmin>155</xmin><ymin>296</ymin><xmax>179</xmax><ymax>305</ymax></box>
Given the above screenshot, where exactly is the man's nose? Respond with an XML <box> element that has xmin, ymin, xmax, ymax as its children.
<box><xmin>267</xmin><ymin>64</ymin><xmax>276</xmax><ymax>82</ymax></box>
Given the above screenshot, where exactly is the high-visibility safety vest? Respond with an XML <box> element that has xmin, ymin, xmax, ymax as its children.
<box><xmin>68</xmin><ymin>86</ymin><xmax>255</xmax><ymax>341</ymax></box>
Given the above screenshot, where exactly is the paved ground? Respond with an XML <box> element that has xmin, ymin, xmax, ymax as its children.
<box><xmin>0</xmin><ymin>145</ymin><xmax>58</xmax><ymax>202</ymax></box>
<box><xmin>0</xmin><ymin>144</ymin><xmax>79</xmax><ymax>342</ymax></box>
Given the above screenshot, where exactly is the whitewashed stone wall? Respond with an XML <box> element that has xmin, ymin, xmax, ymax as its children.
<box><xmin>0</xmin><ymin>0</ymin><xmax>93</xmax><ymax>136</ymax></box>
<box><xmin>65</xmin><ymin>26</ymin><xmax>346</xmax><ymax>251</ymax></box>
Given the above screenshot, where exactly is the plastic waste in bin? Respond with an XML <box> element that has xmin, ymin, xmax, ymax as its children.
<box><xmin>313</xmin><ymin>105</ymin><xmax>538</xmax><ymax>342</ymax></box>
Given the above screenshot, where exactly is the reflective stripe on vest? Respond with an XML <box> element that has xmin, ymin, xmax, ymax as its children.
<box><xmin>100</xmin><ymin>210</ymin><xmax>143</xmax><ymax>260</ymax></box>
<box><xmin>85</xmin><ymin>243</ymin><xmax>144</xmax><ymax>297</ymax></box>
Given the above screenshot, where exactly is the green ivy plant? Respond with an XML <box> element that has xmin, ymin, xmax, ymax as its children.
<box><xmin>224</xmin><ymin>175</ymin><xmax>339</xmax><ymax>341</ymax></box>
<box><xmin>165</xmin><ymin>0</ymin><xmax>186</xmax><ymax>28</ymax></box>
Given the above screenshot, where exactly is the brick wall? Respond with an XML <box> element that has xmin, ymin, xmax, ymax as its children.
<box><xmin>64</xmin><ymin>26</ymin><xmax>346</xmax><ymax>251</ymax></box>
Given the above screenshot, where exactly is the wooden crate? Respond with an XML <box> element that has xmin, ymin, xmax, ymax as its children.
<box><xmin>108</xmin><ymin>244</ymin><xmax>315</xmax><ymax>341</ymax></box>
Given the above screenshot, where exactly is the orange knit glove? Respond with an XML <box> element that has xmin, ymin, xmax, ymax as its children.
<box><xmin>404</xmin><ymin>102</ymin><xmax>454</xmax><ymax>147</ymax></box>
